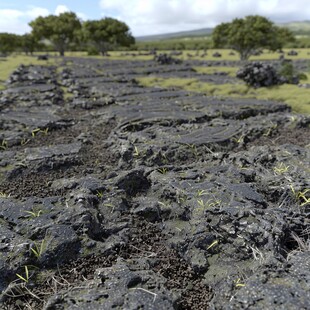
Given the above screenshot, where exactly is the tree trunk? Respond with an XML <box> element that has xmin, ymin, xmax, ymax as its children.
<box><xmin>99</xmin><ymin>45</ymin><xmax>107</xmax><ymax>56</ymax></box>
<box><xmin>54</xmin><ymin>40</ymin><xmax>66</xmax><ymax>56</ymax></box>
<box><xmin>98</xmin><ymin>42</ymin><xmax>109</xmax><ymax>56</ymax></box>
<box><xmin>239</xmin><ymin>51</ymin><xmax>250</xmax><ymax>61</ymax></box>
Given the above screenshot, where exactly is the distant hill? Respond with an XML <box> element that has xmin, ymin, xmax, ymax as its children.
<box><xmin>136</xmin><ymin>20</ymin><xmax>310</xmax><ymax>42</ymax></box>
<box><xmin>279</xmin><ymin>20</ymin><xmax>310</xmax><ymax>32</ymax></box>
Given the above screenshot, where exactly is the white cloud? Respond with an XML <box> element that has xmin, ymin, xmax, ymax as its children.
<box><xmin>0</xmin><ymin>9</ymin><xmax>24</xmax><ymax>34</ymax></box>
<box><xmin>77</xmin><ymin>12</ymin><xmax>88</xmax><ymax>20</ymax></box>
<box><xmin>1</xmin><ymin>1</ymin><xmax>309</xmax><ymax>36</ymax></box>
<box><xmin>26</xmin><ymin>7</ymin><xmax>49</xmax><ymax>19</ymax></box>
<box><xmin>55</xmin><ymin>5</ymin><xmax>70</xmax><ymax>15</ymax></box>
<box><xmin>0</xmin><ymin>9</ymin><xmax>24</xmax><ymax>19</ymax></box>
<box><xmin>99</xmin><ymin>0</ymin><xmax>310</xmax><ymax>36</ymax></box>
<box><xmin>0</xmin><ymin>7</ymin><xmax>49</xmax><ymax>34</ymax></box>
<box><xmin>54</xmin><ymin>5</ymin><xmax>87</xmax><ymax>20</ymax></box>
<box><xmin>0</xmin><ymin>4</ymin><xmax>86</xmax><ymax>35</ymax></box>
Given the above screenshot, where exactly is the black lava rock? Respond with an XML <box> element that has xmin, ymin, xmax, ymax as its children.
<box><xmin>236</xmin><ymin>62</ymin><xmax>286</xmax><ymax>87</ymax></box>
<box><xmin>213</xmin><ymin>52</ymin><xmax>222</xmax><ymax>58</ymax></box>
<box><xmin>154</xmin><ymin>53</ymin><xmax>182</xmax><ymax>65</ymax></box>
<box><xmin>37</xmin><ymin>55</ymin><xmax>49</xmax><ymax>60</ymax></box>
<box><xmin>287</xmin><ymin>50</ymin><xmax>298</xmax><ymax>56</ymax></box>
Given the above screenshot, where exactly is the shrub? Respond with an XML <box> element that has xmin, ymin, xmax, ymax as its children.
<box><xmin>87</xmin><ymin>46</ymin><xmax>100</xmax><ymax>56</ymax></box>
<box><xmin>278</xmin><ymin>61</ymin><xmax>307</xmax><ymax>84</ymax></box>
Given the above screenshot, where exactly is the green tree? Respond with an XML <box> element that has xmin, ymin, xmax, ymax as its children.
<box><xmin>273</xmin><ymin>27</ymin><xmax>296</xmax><ymax>50</ymax></box>
<box><xmin>0</xmin><ymin>33</ymin><xmax>19</xmax><ymax>55</ymax></box>
<box><xmin>29</xmin><ymin>12</ymin><xmax>81</xmax><ymax>56</ymax></box>
<box><xmin>19</xmin><ymin>34</ymin><xmax>40</xmax><ymax>55</ymax></box>
<box><xmin>83</xmin><ymin>17</ymin><xmax>135</xmax><ymax>55</ymax></box>
<box><xmin>212</xmin><ymin>15</ymin><xmax>295</xmax><ymax>60</ymax></box>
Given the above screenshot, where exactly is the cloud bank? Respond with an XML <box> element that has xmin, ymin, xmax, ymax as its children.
<box><xmin>0</xmin><ymin>1</ymin><xmax>309</xmax><ymax>36</ymax></box>
<box><xmin>0</xmin><ymin>7</ymin><xmax>49</xmax><ymax>34</ymax></box>
<box><xmin>99</xmin><ymin>0</ymin><xmax>310</xmax><ymax>36</ymax></box>
<box><xmin>0</xmin><ymin>4</ymin><xmax>86</xmax><ymax>34</ymax></box>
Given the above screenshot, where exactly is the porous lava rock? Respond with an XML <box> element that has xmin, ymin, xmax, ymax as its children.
<box><xmin>154</xmin><ymin>53</ymin><xmax>182</xmax><ymax>65</ymax></box>
<box><xmin>0</xmin><ymin>57</ymin><xmax>309</xmax><ymax>310</ymax></box>
<box><xmin>236</xmin><ymin>61</ymin><xmax>287</xmax><ymax>87</ymax></box>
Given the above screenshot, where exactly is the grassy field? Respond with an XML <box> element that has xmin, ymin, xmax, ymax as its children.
<box><xmin>194</xmin><ymin>66</ymin><xmax>238</xmax><ymax>76</ymax></box>
<box><xmin>0</xmin><ymin>51</ymin><xmax>309</xmax><ymax>114</ymax></box>
<box><xmin>63</xmin><ymin>48</ymin><xmax>310</xmax><ymax>61</ymax></box>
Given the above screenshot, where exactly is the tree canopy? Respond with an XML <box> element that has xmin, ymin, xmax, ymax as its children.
<box><xmin>83</xmin><ymin>17</ymin><xmax>135</xmax><ymax>55</ymax></box>
<box><xmin>19</xmin><ymin>34</ymin><xmax>41</xmax><ymax>55</ymax></box>
<box><xmin>0</xmin><ymin>33</ymin><xmax>19</xmax><ymax>55</ymax></box>
<box><xmin>212</xmin><ymin>15</ymin><xmax>295</xmax><ymax>60</ymax></box>
<box><xmin>29</xmin><ymin>12</ymin><xmax>81</xmax><ymax>56</ymax></box>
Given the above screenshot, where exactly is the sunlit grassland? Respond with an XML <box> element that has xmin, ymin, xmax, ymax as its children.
<box><xmin>65</xmin><ymin>49</ymin><xmax>310</xmax><ymax>61</ymax></box>
<box><xmin>70</xmin><ymin>49</ymin><xmax>310</xmax><ymax>61</ymax></box>
<box><xmin>65</xmin><ymin>51</ymin><xmax>154</xmax><ymax>61</ymax></box>
<box><xmin>137</xmin><ymin>76</ymin><xmax>310</xmax><ymax>114</ymax></box>
<box><xmin>1</xmin><ymin>51</ymin><xmax>310</xmax><ymax>115</ymax></box>
<box><xmin>194</xmin><ymin>66</ymin><xmax>238</xmax><ymax>76</ymax></box>
<box><xmin>179</xmin><ymin>48</ymin><xmax>310</xmax><ymax>61</ymax></box>
<box><xmin>0</xmin><ymin>54</ymin><xmax>57</xmax><ymax>90</ymax></box>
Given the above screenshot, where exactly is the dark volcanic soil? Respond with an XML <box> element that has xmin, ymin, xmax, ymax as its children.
<box><xmin>0</xmin><ymin>58</ymin><xmax>309</xmax><ymax>310</ymax></box>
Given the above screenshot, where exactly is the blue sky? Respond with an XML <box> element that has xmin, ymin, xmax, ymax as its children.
<box><xmin>0</xmin><ymin>0</ymin><xmax>309</xmax><ymax>36</ymax></box>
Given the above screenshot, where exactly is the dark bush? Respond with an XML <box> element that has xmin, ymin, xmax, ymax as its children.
<box><xmin>278</xmin><ymin>60</ymin><xmax>307</xmax><ymax>84</ymax></box>
<box><xmin>87</xmin><ymin>46</ymin><xmax>100</xmax><ymax>56</ymax></box>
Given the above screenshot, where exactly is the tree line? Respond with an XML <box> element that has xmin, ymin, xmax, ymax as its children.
<box><xmin>0</xmin><ymin>13</ymin><xmax>300</xmax><ymax>60</ymax></box>
<box><xmin>0</xmin><ymin>12</ymin><xmax>135</xmax><ymax>57</ymax></box>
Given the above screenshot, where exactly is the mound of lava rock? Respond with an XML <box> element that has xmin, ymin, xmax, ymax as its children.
<box><xmin>154</xmin><ymin>53</ymin><xmax>182</xmax><ymax>65</ymax></box>
<box><xmin>0</xmin><ymin>58</ymin><xmax>309</xmax><ymax>310</ymax></box>
<box><xmin>236</xmin><ymin>61</ymin><xmax>296</xmax><ymax>87</ymax></box>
